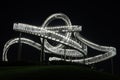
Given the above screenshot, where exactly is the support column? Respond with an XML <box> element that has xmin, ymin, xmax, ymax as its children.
<box><xmin>18</xmin><ymin>33</ymin><xmax>22</xmax><ymax>61</ymax></box>
<box><xmin>40</xmin><ymin>38</ymin><xmax>45</xmax><ymax>64</ymax></box>
<box><xmin>64</xmin><ymin>48</ymin><xmax>66</xmax><ymax>61</ymax></box>
<box><xmin>111</xmin><ymin>58</ymin><xmax>114</xmax><ymax>74</ymax></box>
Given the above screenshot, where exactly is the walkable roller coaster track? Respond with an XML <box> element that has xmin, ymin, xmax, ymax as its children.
<box><xmin>2</xmin><ymin>13</ymin><xmax>116</xmax><ymax>65</ymax></box>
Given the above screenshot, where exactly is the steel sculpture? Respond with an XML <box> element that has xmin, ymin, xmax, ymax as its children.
<box><xmin>2</xmin><ymin>13</ymin><xmax>116</xmax><ymax>65</ymax></box>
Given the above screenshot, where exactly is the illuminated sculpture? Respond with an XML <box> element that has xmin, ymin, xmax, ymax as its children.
<box><xmin>2</xmin><ymin>13</ymin><xmax>116</xmax><ymax>65</ymax></box>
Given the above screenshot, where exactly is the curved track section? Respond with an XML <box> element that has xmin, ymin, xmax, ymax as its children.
<box><xmin>41</xmin><ymin>13</ymin><xmax>72</xmax><ymax>49</ymax></box>
<box><xmin>2</xmin><ymin>37</ymin><xmax>84</xmax><ymax>61</ymax></box>
<box><xmin>13</xmin><ymin>23</ymin><xmax>87</xmax><ymax>55</ymax></box>
<box><xmin>2</xmin><ymin>38</ymin><xmax>41</xmax><ymax>61</ymax></box>
<box><xmin>49</xmin><ymin>32</ymin><xmax>116</xmax><ymax>65</ymax></box>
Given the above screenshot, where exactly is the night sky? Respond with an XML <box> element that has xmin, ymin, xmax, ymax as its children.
<box><xmin>0</xmin><ymin>1</ymin><xmax>119</xmax><ymax>75</ymax></box>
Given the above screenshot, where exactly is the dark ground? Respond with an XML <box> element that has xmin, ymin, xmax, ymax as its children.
<box><xmin>0</xmin><ymin>61</ymin><xmax>120</xmax><ymax>80</ymax></box>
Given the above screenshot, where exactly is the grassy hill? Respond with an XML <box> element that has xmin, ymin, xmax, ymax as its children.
<box><xmin>0</xmin><ymin>61</ymin><xmax>119</xmax><ymax>80</ymax></box>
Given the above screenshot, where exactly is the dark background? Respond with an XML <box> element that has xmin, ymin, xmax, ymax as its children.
<box><xmin>0</xmin><ymin>1</ymin><xmax>119</xmax><ymax>76</ymax></box>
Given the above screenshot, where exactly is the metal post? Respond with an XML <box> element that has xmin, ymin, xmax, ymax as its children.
<box><xmin>111</xmin><ymin>58</ymin><xmax>114</xmax><ymax>74</ymax></box>
<box><xmin>64</xmin><ymin>48</ymin><xmax>66</xmax><ymax>61</ymax></box>
<box><xmin>18</xmin><ymin>33</ymin><xmax>22</xmax><ymax>61</ymax></box>
<box><xmin>40</xmin><ymin>38</ymin><xmax>45</xmax><ymax>64</ymax></box>
<box><xmin>82</xmin><ymin>54</ymin><xmax>86</xmax><ymax>65</ymax></box>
